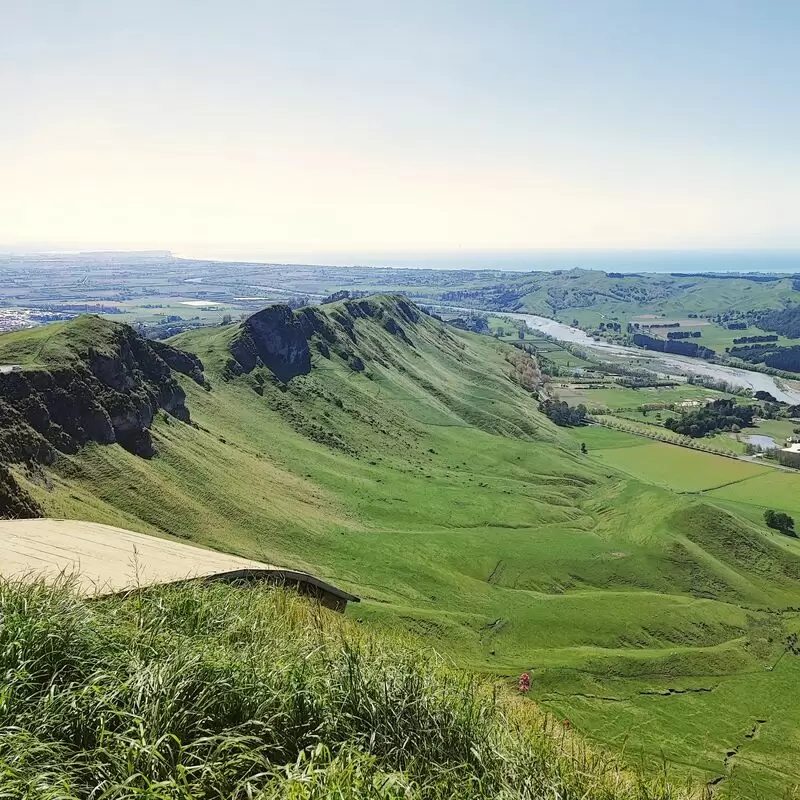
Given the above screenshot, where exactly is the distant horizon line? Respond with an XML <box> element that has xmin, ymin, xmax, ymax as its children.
<box><xmin>3</xmin><ymin>245</ymin><xmax>800</xmax><ymax>274</ymax></box>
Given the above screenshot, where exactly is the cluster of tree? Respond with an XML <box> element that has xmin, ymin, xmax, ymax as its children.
<box><xmin>764</xmin><ymin>509</ymin><xmax>795</xmax><ymax>535</ymax></box>
<box><xmin>448</xmin><ymin>314</ymin><xmax>490</xmax><ymax>334</ymax></box>
<box><xmin>726</xmin><ymin>322</ymin><xmax>748</xmax><ymax>330</ymax></box>
<box><xmin>685</xmin><ymin>374</ymin><xmax>746</xmax><ymax>395</ymax></box>
<box><xmin>732</xmin><ymin>334</ymin><xmax>778</xmax><ymax>344</ymax></box>
<box><xmin>729</xmin><ymin>343</ymin><xmax>800</xmax><ymax>373</ymax></box>
<box><xmin>667</xmin><ymin>330</ymin><xmax>702</xmax><ymax>340</ymax></box>
<box><xmin>776</xmin><ymin>450</ymin><xmax>800</xmax><ymax>471</ymax></box>
<box><xmin>645</xmin><ymin>322</ymin><xmax>680</xmax><ymax>329</ymax></box>
<box><xmin>439</xmin><ymin>287</ymin><xmax>523</xmax><ymax>309</ymax></box>
<box><xmin>615</xmin><ymin>377</ymin><xmax>678</xmax><ymax>389</ymax></box>
<box><xmin>506</xmin><ymin>351</ymin><xmax>542</xmax><ymax>393</ymax></box>
<box><xmin>755</xmin><ymin>306</ymin><xmax>800</xmax><ymax>339</ymax></box>
<box><xmin>538</xmin><ymin>399</ymin><xmax>588</xmax><ymax>427</ymax></box>
<box><xmin>597</xmin><ymin>322</ymin><xmax>622</xmax><ymax>332</ymax></box>
<box><xmin>664</xmin><ymin>399</ymin><xmax>755</xmax><ymax>438</ymax></box>
<box><xmin>754</xmin><ymin>390</ymin><xmax>778</xmax><ymax>402</ymax></box>
<box><xmin>728</xmin><ymin>343</ymin><xmax>778</xmax><ymax>358</ymax></box>
<box><xmin>632</xmin><ymin>333</ymin><xmax>716</xmax><ymax>359</ymax></box>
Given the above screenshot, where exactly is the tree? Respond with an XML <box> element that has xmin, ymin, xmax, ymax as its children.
<box><xmin>580</xmin><ymin>442</ymin><xmax>588</xmax><ymax>454</ymax></box>
<box><xmin>764</xmin><ymin>509</ymin><xmax>795</xmax><ymax>535</ymax></box>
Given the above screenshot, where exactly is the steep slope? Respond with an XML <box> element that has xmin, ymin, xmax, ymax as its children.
<box><xmin>0</xmin><ymin>316</ymin><xmax>203</xmax><ymax>516</ymax></box>
<box><xmin>2</xmin><ymin>296</ymin><xmax>800</xmax><ymax>795</ymax></box>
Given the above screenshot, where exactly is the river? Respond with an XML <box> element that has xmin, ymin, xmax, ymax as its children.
<box><xmin>501</xmin><ymin>312</ymin><xmax>800</xmax><ymax>404</ymax></box>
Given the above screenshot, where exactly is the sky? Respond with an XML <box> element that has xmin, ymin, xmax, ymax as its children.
<box><xmin>2</xmin><ymin>1</ymin><xmax>800</xmax><ymax>261</ymax></box>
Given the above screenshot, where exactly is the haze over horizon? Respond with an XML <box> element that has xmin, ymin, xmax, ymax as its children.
<box><xmin>4</xmin><ymin>1</ymin><xmax>799</xmax><ymax>256</ymax></box>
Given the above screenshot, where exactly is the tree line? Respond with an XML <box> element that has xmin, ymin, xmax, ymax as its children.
<box><xmin>632</xmin><ymin>333</ymin><xmax>716</xmax><ymax>359</ymax></box>
<box><xmin>667</xmin><ymin>331</ymin><xmax>702</xmax><ymax>340</ymax></box>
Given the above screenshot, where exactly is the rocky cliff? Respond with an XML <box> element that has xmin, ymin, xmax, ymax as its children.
<box><xmin>226</xmin><ymin>295</ymin><xmax>422</xmax><ymax>381</ymax></box>
<box><xmin>0</xmin><ymin>317</ymin><xmax>204</xmax><ymax>517</ymax></box>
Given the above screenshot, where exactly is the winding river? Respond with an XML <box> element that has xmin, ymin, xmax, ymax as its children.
<box><xmin>430</xmin><ymin>304</ymin><xmax>800</xmax><ymax>404</ymax></box>
<box><xmin>504</xmin><ymin>312</ymin><xmax>800</xmax><ymax>404</ymax></box>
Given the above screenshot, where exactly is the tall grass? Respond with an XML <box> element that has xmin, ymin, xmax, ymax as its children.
<box><xmin>0</xmin><ymin>578</ymin><xmax>696</xmax><ymax>799</ymax></box>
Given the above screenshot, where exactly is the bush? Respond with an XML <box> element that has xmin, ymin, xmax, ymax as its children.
<box><xmin>765</xmin><ymin>509</ymin><xmax>795</xmax><ymax>535</ymax></box>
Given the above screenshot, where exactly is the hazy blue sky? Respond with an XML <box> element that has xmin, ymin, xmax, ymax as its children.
<box><xmin>3</xmin><ymin>1</ymin><xmax>799</xmax><ymax>258</ymax></box>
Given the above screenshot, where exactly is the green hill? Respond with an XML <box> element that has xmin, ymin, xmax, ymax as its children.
<box><xmin>2</xmin><ymin>295</ymin><xmax>800</xmax><ymax>797</ymax></box>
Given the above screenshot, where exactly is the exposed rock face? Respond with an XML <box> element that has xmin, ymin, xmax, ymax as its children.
<box><xmin>0</xmin><ymin>321</ymin><xmax>203</xmax><ymax>517</ymax></box>
<box><xmin>227</xmin><ymin>296</ymin><xmax>422</xmax><ymax>383</ymax></box>
<box><xmin>150</xmin><ymin>340</ymin><xmax>206</xmax><ymax>385</ymax></box>
<box><xmin>0</xmin><ymin>465</ymin><xmax>42</xmax><ymax>519</ymax></box>
<box><xmin>229</xmin><ymin>305</ymin><xmax>313</xmax><ymax>381</ymax></box>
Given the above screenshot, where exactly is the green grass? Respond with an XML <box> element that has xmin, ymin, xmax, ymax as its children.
<box><xmin>7</xmin><ymin>297</ymin><xmax>800</xmax><ymax>796</ymax></box>
<box><xmin>556</xmin><ymin>383</ymin><xmax>733</xmax><ymax>411</ymax></box>
<box><xmin>1</xmin><ymin>577</ymin><xmax>692</xmax><ymax>800</ymax></box>
<box><xmin>707</xmin><ymin>471</ymin><xmax>800</xmax><ymax>519</ymax></box>
<box><xmin>0</xmin><ymin>315</ymin><xmax>124</xmax><ymax>367</ymax></box>
<box><xmin>584</xmin><ymin>436</ymin><xmax>769</xmax><ymax>492</ymax></box>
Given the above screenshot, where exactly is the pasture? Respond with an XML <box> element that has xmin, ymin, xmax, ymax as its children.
<box><xmin>578</xmin><ymin>430</ymin><xmax>769</xmax><ymax>492</ymax></box>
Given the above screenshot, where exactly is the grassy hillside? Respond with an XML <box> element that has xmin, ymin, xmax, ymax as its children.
<box><xmin>4</xmin><ymin>295</ymin><xmax>800</xmax><ymax>796</ymax></box>
<box><xmin>0</xmin><ymin>577</ymin><xmax>687</xmax><ymax>799</ymax></box>
<box><xmin>237</xmin><ymin>267</ymin><xmax>800</xmax><ymax>322</ymax></box>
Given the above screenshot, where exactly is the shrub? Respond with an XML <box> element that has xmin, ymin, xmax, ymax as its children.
<box><xmin>765</xmin><ymin>509</ymin><xmax>795</xmax><ymax>535</ymax></box>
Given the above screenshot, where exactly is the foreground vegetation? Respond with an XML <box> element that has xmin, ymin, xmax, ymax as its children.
<box><xmin>0</xmin><ymin>578</ymin><xmax>690</xmax><ymax>800</ymax></box>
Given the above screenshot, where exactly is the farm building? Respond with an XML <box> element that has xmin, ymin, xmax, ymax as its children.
<box><xmin>0</xmin><ymin>518</ymin><xmax>359</xmax><ymax>612</ymax></box>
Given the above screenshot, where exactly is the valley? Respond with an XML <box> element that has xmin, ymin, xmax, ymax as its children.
<box><xmin>2</xmin><ymin>285</ymin><xmax>800</xmax><ymax>796</ymax></box>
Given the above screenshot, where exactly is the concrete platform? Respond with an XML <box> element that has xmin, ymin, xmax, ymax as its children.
<box><xmin>0</xmin><ymin>518</ymin><xmax>359</xmax><ymax>610</ymax></box>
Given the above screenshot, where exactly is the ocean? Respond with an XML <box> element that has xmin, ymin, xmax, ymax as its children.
<box><xmin>180</xmin><ymin>249</ymin><xmax>800</xmax><ymax>274</ymax></box>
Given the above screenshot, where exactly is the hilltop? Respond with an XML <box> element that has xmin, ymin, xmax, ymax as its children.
<box><xmin>1</xmin><ymin>296</ymin><xmax>800</xmax><ymax>796</ymax></box>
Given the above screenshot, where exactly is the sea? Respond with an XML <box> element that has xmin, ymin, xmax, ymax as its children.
<box><xmin>179</xmin><ymin>248</ymin><xmax>800</xmax><ymax>274</ymax></box>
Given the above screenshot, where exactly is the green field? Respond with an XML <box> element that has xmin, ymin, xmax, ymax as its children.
<box><xmin>623</xmin><ymin>319</ymin><xmax>800</xmax><ymax>357</ymax></box>
<box><xmin>577</xmin><ymin>428</ymin><xmax>770</xmax><ymax>491</ymax></box>
<box><xmin>556</xmin><ymin>382</ymin><xmax>733</xmax><ymax>411</ymax></box>
<box><xmin>4</xmin><ymin>297</ymin><xmax>800</xmax><ymax>797</ymax></box>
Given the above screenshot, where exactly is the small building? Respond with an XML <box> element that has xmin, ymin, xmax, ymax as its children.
<box><xmin>0</xmin><ymin>518</ymin><xmax>359</xmax><ymax>612</ymax></box>
<box><xmin>782</xmin><ymin>443</ymin><xmax>800</xmax><ymax>454</ymax></box>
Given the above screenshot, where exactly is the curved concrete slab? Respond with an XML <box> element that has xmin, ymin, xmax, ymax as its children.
<box><xmin>0</xmin><ymin>518</ymin><xmax>358</xmax><ymax>609</ymax></box>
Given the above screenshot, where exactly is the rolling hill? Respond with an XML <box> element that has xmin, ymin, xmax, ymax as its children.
<box><xmin>1</xmin><ymin>294</ymin><xmax>800</xmax><ymax>797</ymax></box>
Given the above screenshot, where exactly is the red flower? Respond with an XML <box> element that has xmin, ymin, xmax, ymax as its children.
<box><xmin>518</xmin><ymin>672</ymin><xmax>531</xmax><ymax>693</ymax></box>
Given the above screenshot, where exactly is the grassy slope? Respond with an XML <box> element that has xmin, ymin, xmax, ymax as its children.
<box><xmin>0</xmin><ymin>577</ymin><xmax>688</xmax><ymax>800</ymax></box>
<box><xmin>311</xmin><ymin>269</ymin><xmax>799</xmax><ymax>320</ymax></box>
<box><xmin>0</xmin><ymin>315</ymin><xmax>124</xmax><ymax>366</ymax></box>
<box><xmin>10</xmin><ymin>297</ymin><xmax>800</xmax><ymax>797</ymax></box>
